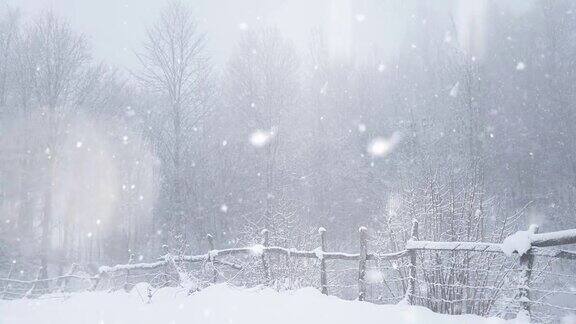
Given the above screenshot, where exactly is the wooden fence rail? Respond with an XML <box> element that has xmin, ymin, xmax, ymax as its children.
<box><xmin>2</xmin><ymin>221</ymin><xmax>576</xmax><ymax>322</ymax></box>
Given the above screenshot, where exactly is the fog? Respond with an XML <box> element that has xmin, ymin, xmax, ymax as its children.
<box><xmin>9</xmin><ymin>1</ymin><xmax>401</xmax><ymax>66</ymax></box>
<box><xmin>8</xmin><ymin>0</ymin><xmax>497</xmax><ymax>67</ymax></box>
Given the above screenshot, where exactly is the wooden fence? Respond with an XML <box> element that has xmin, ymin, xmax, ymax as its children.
<box><xmin>2</xmin><ymin>221</ymin><xmax>576</xmax><ymax>322</ymax></box>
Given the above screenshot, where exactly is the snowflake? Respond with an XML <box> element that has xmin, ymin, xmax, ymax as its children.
<box><xmin>250</xmin><ymin>130</ymin><xmax>273</xmax><ymax>147</ymax></box>
<box><xmin>367</xmin><ymin>133</ymin><xmax>401</xmax><ymax>157</ymax></box>
<box><xmin>449</xmin><ymin>81</ymin><xmax>459</xmax><ymax>97</ymax></box>
<box><xmin>250</xmin><ymin>244</ymin><xmax>264</xmax><ymax>256</ymax></box>
<box><xmin>516</xmin><ymin>61</ymin><xmax>526</xmax><ymax>70</ymax></box>
<box><xmin>367</xmin><ymin>138</ymin><xmax>391</xmax><ymax>157</ymax></box>
<box><xmin>365</xmin><ymin>269</ymin><xmax>384</xmax><ymax>284</ymax></box>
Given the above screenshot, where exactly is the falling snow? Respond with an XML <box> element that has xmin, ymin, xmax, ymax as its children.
<box><xmin>249</xmin><ymin>129</ymin><xmax>273</xmax><ymax>147</ymax></box>
<box><xmin>516</xmin><ymin>61</ymin><xmax>526</xmax><ymax>70</ymax></box>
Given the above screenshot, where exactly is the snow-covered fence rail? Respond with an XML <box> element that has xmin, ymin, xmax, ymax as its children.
<box><xmin>405</xmin><ymin>241</ymin><xmax>503</xmax><ymax>253</ymax></box>
<box><xmin>169</xmin><ymin>243</ymin><xmax>407</xmax><ymax>263</ymax></box>
<box><xmin>530</xmin><ymin>229</ymin><xmax>576</xmax><ymax>247</ymax></box>
<box><xmin>0</xmin><ymin>267</ymin><xmax>97</xmax><ymax>299</ymax></box>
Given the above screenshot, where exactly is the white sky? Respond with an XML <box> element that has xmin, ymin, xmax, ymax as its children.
<box><xmin>6</xmin><ymin>0</ymin><xmax>531</xmax><ymax>70</ymax></box>
<box><xmin>7</xmin><ymin>0</ymin><xmax>409</xmax><ymax>70</ymax></box>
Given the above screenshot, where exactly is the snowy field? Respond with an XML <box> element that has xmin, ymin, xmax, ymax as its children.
<box><xmin>0</xmin><ymin>283</ymin><xmax>523</xmax><ymax>324</ymax></box>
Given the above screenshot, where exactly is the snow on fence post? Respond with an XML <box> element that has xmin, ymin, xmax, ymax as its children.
<box><xmin>516</xmin><ymin>224</ymin><xmax>539</xmax><ymax>320</ymax></box>
<box><xmin>207</xmin><ymin>234</ymin><xmax>218</xmax><ymax>284</ymax></box>
<box><xmin>358</xmin><ymin>226</ymin><xmax>368</xmax><ymax>301</ymax></box>
<box><xmin>261</xmin><ymin>229</ymin><xmax>271</xmax><ymax>285</ymax></box>
<box><xmin>405</xmin><ymin>219</ymin><xmax>419</xmax><ymax>305</ymax></box>
<box><xmin>319</xmin><ymin>227</ymin><xmax>328</xmax><ymax>295</ymax></box>
<box><xmin>123</xmin><ymin>254</ymin><xmax>134</xmax><ymax>291</ymax></box>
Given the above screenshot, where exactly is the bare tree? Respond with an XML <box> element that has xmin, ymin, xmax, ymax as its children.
<box><xmin>0</xmin><ymin>6</ymin><xmax>19</xmax><ymax>111</ymax></box>
<box><xmin>136</xmin><ymin>0</ymin><xmax>212</xmax><ymax>248</ymax></box>
<box><xmin>30</xmin><ymin>11</ymin><xmax>90</xmax><ymax>278</ymax></box>
<box><xmin>225</xmin><ymin>27</ymin><xmax>300</xmax><ymax>244</ymax></box>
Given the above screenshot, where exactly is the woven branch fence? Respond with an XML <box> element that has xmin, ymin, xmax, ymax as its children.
<box><xmin>2</xmin><ymin>221</ymin><xmax>576</xmax><ymax>323</ymax></box>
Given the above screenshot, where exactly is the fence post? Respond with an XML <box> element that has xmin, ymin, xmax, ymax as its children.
<box><xmin>123</xmin><ymin>254</ymin><xmax>134</xmax><ymax>291</ymax></box>
<box><xmin>1</xmin><ymin>260</ymin><xmax>15</xmax><ymax>299</ymax></box>
<box><xmin>261</xmin><ymin>229</ymin><xmax>271</xmax><ymax>285</ymax></box>
<box><xmin>26</xmin><ymin>266</ymin><xmax>44</xmax><ymax>298</ymax></box>
<box><xmin>516</xmin><ymin>224</ymin><xmax>539</xmax><ymax>320</ymax></box>
<box><xmin>162</xmin><ymin>244</ymin><xmax>170</xmax><ymax>287</ymax></box>
<box><xmin>207</xmin><ymin>234</ymin><xmax>218</xmax><ymax>284</ymax></box>
<box><xmin>358</xmin><ymin>226</ymin><xmax>368</xmax><ymax>301</ymax></box>
<box><xmin>319</xmin><ymin>227</ymin><xmax>328</xmax><ymax>295</ymax></box>
<box><xmin>405</xmin><ymin>219</ymin><xmax>419</xmax><ymax>305</ymax></box>
<box><xmin>89</xmin><ymin>273</ymin><xmax>101</xmax><ymax>291</ymax></box>
<box><xmin>61</xmin><ymin>263</ymin><xmax>78</xmax><ymax>292</ymax></box>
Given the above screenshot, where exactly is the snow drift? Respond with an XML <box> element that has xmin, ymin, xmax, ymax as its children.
<box><xmin>0</xmin><ymin>283</ymin><xmax>522</xmax><ymax>324</ymax></box>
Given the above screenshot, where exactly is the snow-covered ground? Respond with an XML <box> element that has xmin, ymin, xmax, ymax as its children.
<box><xmin>0</xmin><ymin>283</ymin><xmax>522</xmax><ymax>324</ymax></box>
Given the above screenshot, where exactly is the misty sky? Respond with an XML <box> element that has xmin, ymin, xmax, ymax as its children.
<box><xmin>7</xmin><ymin>0</ymin><xmax>415</xmax><ymax>69</ymax></box>
<box><xmin>8</xmin><ymin>0</ymin><xmax>534</xmax><ymax>72</ymax></box>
